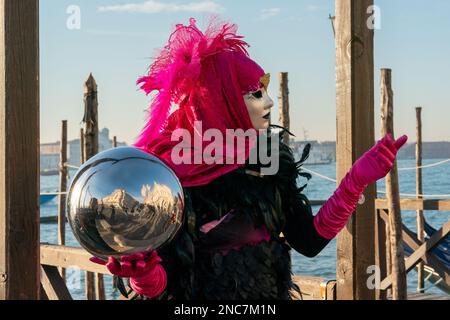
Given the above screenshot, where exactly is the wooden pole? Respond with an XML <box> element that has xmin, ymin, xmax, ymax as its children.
<box><xmin>80</xmin><ymin>128</ymin><xmax>85</xmax><ymax>166</ymax></box>
<box><xmin>0</xmin><ymin>0</ymin><xmax>40</xmax><ymax>300</ymax></box>
<box><xmin>58</xmin><ymin>120</ymin><xmax>68</xmax><ymax>281</ymax></box>
<box><xmin>85</xmin><ymin>271</ymin><xmax>95</xmax><ymax>300</ymax></box>
<box><xmin>380</xmin><ymin>68</ymin><xmax>407</xmax><ymax>300</ymax></box>
<box><xmin>95</xmin><ymin>273</ymin><xmax>105</xmax><ymax>300</ymax></box>
<box><xmin>113</xmin><ymin>136</ymin><xmax>117</xmax><ymax>148</ymax></box>
<box><xmin>278</xmin><ymin>72</ymin><xmax>290</xmax><ymax>145</ymax></box>
<box><xmin>415</xmin><ymin>106</ymin><xmax>424</xmax><ymax>293</ymax></box>
<box><xmin>335</xmin><ymin>0</ymin><xmax>376</xmax><ymax>300</ymax></box>
<box><xmin>82</xmin><ymin>73</ymin><xmax>104</xmax><ymax>300</ymax></box>
<box><xmin>385</xmin><ymin>218</ymin><xmax>392</xmax><ymax>298</ymax></box>
<box><xmin>375</xmin><ymin>209</ymin><xmax>387</xmax><ymax>300</ymax></box>
<box><xmin>83</xmin><ymin>73</ymin><xmax>98</xmax><ymax>162</ymax></box>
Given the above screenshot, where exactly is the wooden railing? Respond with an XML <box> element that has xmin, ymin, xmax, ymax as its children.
<box><xmin>39</xmin><ymin>198</ymin><xmax>449</xmax><ymax>300</ymax></box>
<box><xmin>39</xmin><ymin>244</ymin><xmax>336</xmax><ymax>300</ymax></box>
<box><xmin>374</xmin><ymin>198</ymin><xmax>450</xmax><ymax>299</ymax></box>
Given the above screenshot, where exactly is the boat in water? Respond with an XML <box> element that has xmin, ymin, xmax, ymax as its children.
<box><xmin>40</xmin><ymin>193</ymin><xmax>57</xmax><ymax>205</ymax></box>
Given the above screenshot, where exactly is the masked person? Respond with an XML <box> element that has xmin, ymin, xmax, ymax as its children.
<box><xmin>91</xmin><ymin>18</ymin><xmax>407</xmax><ymax>300</ymax></box>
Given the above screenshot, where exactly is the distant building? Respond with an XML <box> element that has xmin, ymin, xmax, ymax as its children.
<box><xmin>40</xmin><ymin>143</ymin><xmax>60</xmax><ymax>174</ymax></box>
<box><xmin>291</xmin><ymin>140</ymin><xmax>336</xmax><ymax>165</ymax></box>
<box><xmin>40</xmin><ymin>128</ymin><xmax>127</xmax><ymax>174</ymax></box>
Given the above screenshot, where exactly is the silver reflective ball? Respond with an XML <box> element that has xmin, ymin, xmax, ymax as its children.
<box><xmin>67</xmin><ymin>147</ymin><xmax>184</xmax><ymax>259</ymax></box>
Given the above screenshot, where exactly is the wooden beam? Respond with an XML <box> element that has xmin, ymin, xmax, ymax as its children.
<box><xmin>378</xmin><ymin>209</ymin><xmax>450</xmax><ymax>287</ymax></box>
<box><xmin>0</xmin><ymin>0</ymin><xmax>40</xmax><ymax>300</ymax></box>
<box><xmin>376</xmin><ymin>198</ymin><xmax>450</xmax><ymax>211</ymax></box>
<box><xmin>40</xmin><ymin>244</ymin><xmax>109</xmax><ymax>275</ymax></box>
<box><xmin>403</xmin><ymin>227</ymin><xmax>450</xmax><ymax>287</ymax></box>
<box><xmin>335</xmin><ymin>0</ymin><xmax>375</xmax><ymax>300</ymax></box>
<box><xmin>40</xmin><ymin>265</ymin><xmax>72</xmax><ymax>300</ymax></box>
<box><xmin>380</xmin><ymin>68</ymin><xmax>407</xmax><ymax>299</ymax></box>
<box><xmin>380</xmin><ymin>220</ymin><xmax>450</xmax><ymax>290</ymax></box>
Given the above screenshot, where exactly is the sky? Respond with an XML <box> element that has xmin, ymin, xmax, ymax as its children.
<box><xmin>40</xmin><ymin>0</ymin><xmax>450</xmax><ymax>145</ymax></box>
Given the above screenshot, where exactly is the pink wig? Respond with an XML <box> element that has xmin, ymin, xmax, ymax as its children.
<box><xmin>134</xmin><ymin>18</ymin><xmax>265</xmax><ymax>187</ymax></box>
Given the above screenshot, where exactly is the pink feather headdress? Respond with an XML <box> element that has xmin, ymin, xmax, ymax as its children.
<box><xmin>134</xmin><ymin>17</ymin><xmax>265</xmax><ymax>187</ymax></box>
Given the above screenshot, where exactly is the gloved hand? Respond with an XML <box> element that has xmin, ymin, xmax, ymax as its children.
<box><xmin>313</xmin><ymin>134</ymin><xmax>408</xmax><ymax>240</ymax></box>
<box><xmin>90</xmin><ymin>250</ymin><xmax>167</xmax><ymax>298</ymax></box>
<box><xmin>351</xmin><ymin>134</ymin><xmax>408</xmax><ymax>187</ymax></box>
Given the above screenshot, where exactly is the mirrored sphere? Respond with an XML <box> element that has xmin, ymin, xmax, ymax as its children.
<box><xmin>67</xmin><ymin>147</ymin><xmax>184</xmax><ymax>259</ymax></box>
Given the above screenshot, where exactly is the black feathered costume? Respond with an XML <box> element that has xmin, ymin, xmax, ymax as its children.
<box><xmin>118</xmin><ymin>133</ymin><xmax>331</xmax><ymax>300</ymax></box>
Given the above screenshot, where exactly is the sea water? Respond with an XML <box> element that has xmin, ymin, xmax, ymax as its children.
<box><xmin>40</xmin><ymin>158</ymin><xmax>450</xmax><ymax>299</ymax></box>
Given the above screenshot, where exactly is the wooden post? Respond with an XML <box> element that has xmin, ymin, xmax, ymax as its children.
<box><xmin>80</xmin><ymin>128</ymin><xmax>85</xmax><ymax>166</ymax></box>
<box><xmin>95</xmin><ymin>273</ymin><xmax>105</xmax><ymax>300</ymax></box>
<box><xmin>82</xmin><ymin>73</ymin><xmax>104</xmax><ymax>300</ymax></box>
<box><xmin>415</xmin><ymin>106</ymin><xmax>424</xmax><ymax>293</ymax></box>
<box><xmin>380</xmin><ymin>68</ymin><xmax>407</xmax><ymax>300</ymax></box>
<box><xmin>113</xmin><ymin>136</ymin><xmax>117</xmax><ymax>148</ymax></box>
<box><xmin>375</xmin><ymin>209</ymin><xmax>387</xmax><ymax>300</ymax></box>
<box><xmin>335</xmin><ymin>0</ymin><xmax>376</xmax><ymax>300</ymax></box>
<box><xmin>85</xmin><ymin>271</ymin><xmax>95</xmax><ymax>300</ymax></box>
<box><xmin>58</xmin><ymin>120</ymin><xmax>68</xmax><ymax>281</ymax></box>
<box><xmin>0</xmin><ymin>0</ymin><xmax>40</xmax><ymax>300</ymax></box>
<box><xmin>385</xmin><ymin>217</ymin><xmax>392</xmax><ymax>298</ymax></box>
<box><xmin>278</xmin><ymin>72</ymin><xmax>290</xmax><ymax>145</ymax></box>
<box><xmin>83</xmin><ymin>73</ymin><xmax>98</xmax><ymax>162</ymax></box>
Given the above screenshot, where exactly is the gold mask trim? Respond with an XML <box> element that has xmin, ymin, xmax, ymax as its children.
<box><xmin>260</xmin><ymin>73</ymin><xmax>270</xmax><ymax>91</ymax></box>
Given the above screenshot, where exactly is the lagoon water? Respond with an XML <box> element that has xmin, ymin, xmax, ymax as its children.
<box><xmin>41</xmin><ymin>158</ymin><xmax>450</xmax><ymax>299</ymax></box>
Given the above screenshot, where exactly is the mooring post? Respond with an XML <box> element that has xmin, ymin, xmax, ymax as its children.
<box><xmin>80</xmin><ymin>128</ymin><xmax>85</xmax><ymax>167</ymax></box>
<box><xmin>415</xmin><ymin>106</ymin><xmax>424</xmax><ymax>293</ymax></box>
<box><xmin>335</xmin><ymin>0</ymin><xmax>376</xmax><ymax>300</ymax></box>
<box><xmin>113</xmin><ymin>136</ymin><xmax>117</xmax><ymax>148</ymax></box>
<box><xmin>82</xmin><ymin>73</ymin><xmax>105</xmax><ymax>300</ymax></box>
<box><xmin>0</xmin><ymin>0</ymin><xmax>40</xmax><ymax>300</ymax></box>
<box><xmin>83</xmin><ymin>73</ymin><xmax>99</xmax><ymax>162</ymax></box>
<box><xmin>380</xmin><ymin>68</ymin><xmax>407</xmax><ymax>300</ymax></box>
<box><xmin>278</xmin><ymin>72</ymin><xmax>290</xmax><ymax>145</ymax></box>
<box><xmin>58</xmin><ymin>120</ymin><xmax>68</xmax><ymax>281</ymax></box>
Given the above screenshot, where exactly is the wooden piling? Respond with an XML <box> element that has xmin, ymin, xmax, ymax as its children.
<box><xmin>113</xmin><ymin>136</ymin><xmax>117</xmax><ymax>148</ymax></box>
<box><xmin>82</xmin><ymin>73</ymin><xmax>104</xmax><ymax>300</ymax></box>
<box><xmin>0</xmin><ymin>0</ymin><xmax>40</xmax><ymax>300</ymax></box>
<box><xmin>380</xmin><ymin>68</ymin><xmax>407</xmax><ymax>300</ymax></box>
<box><xmin>335</xmin><ymin>0</ymin><xmax>376</xmax><ymax>300</ymax></box>
<box><xmin>58</xmin><ymin>120</ymin><xmax>68</xmax><ymax>281</ymax></box>
<box><xmin>95</xmin><ymin>273</ymin><xmax>106</xmax><ymax>300</ymax></box>
<box><xmin>415</xmin><ymin>106</ymin><xmax>424</xmax><ymax>293</ymax></box>
<box><xmin>80</xmin><ymin>128</ymin><xmax>85</xmax><ymax>166</ymax></box>
<box><xmin>85</xmin><ymin>271</ymin><xmax>95</xmax><ymax>300</ymax></box>
<box><xmin>278</xmin><ymin>72</ymin><xmax>290</xmax><ymax>145</ymax></box>
<box><xmin>83</xmin><ymin>74</ymin><xmax>99</xmax><ymax>162</ymax></box>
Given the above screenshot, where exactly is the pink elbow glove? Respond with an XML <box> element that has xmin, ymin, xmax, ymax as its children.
<box><xmin>90</xmin><ymin>250</ymin><xmax>167</xmax><ymax>298</ymax></box>
<box><xmin>313</xmin><ymin>134</ymin><xmax>408</xmax><ymax>240</ymax></box>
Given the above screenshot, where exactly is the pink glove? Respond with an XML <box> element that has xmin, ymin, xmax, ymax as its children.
<box><xmin>313</xmin><ymin>134</ymin><xmax>408</xmax><ymax>240</ymax></box>
<box><xmin>90</xmin><ymin>250</ymin><xmax>167</xmax><ymax>298</ymax></box>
